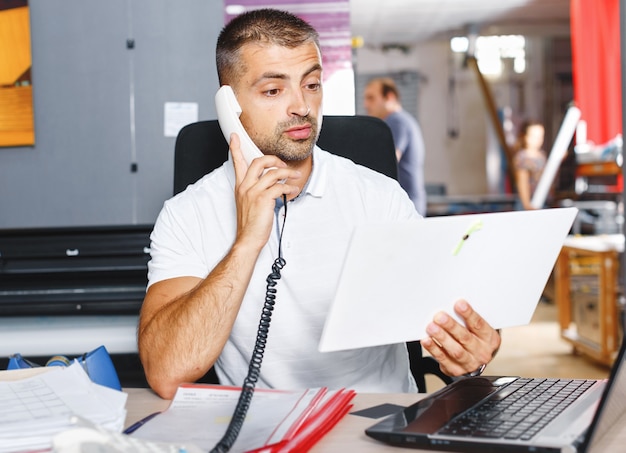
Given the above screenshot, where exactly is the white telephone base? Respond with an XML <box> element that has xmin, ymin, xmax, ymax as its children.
<box><xmin>52</xmin><ymin>416</ymin><xmax>203</xmax><ymax>453</ymax></box>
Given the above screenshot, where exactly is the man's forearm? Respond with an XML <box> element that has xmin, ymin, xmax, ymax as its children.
<box><xmin>138</xmin><ymin>242</ymin><xmax>259</xmax><ymax>398</ymax></box>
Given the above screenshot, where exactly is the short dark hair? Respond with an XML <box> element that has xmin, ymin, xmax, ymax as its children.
<box><xmin>369</xmin><ymin>77</ymin><xmax>400</xmax><ymax>101</ymax></box>
<box><xmin>216</xmin><ymin>8</ymin><xmax>320</xmax><ymax>85</ymax></box>
<box><xmin>515</xmin><ymin>119</ymin><xmax>544</xmax><ymax>151</ymax></box>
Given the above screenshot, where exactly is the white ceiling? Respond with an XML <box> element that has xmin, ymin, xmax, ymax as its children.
<box><xmin>350</xmin><ymin>0</ymin><xmax>571</xmax><ymax>46</ymax></box>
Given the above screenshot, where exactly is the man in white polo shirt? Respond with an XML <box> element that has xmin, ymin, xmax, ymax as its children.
<box><xmin>138</xmin><ymin>8</ymin><xmax>501</xmax><ymax>400</ymax></box>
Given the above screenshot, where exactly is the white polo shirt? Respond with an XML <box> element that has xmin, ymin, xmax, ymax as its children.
<box><xmin>148</xmin><ymin>146</ymin><xmax>420</xmax><ymax>393</ymax></box>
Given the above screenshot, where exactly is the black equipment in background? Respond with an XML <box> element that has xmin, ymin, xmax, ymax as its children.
<box><xmin>0</xmin><ymin>224</ymin><xmax>152</xmax><ymax>316</ymax></box>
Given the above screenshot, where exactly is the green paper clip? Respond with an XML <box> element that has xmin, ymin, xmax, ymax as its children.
<box><xmin>452</xmin><ymin>219</ymin><xmax>483</xmax><ymax>255</ymax></box>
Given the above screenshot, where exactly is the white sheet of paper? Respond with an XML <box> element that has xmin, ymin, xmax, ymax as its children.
<box><xmin>319</xmin><ymin>207</ymin><xmax>577</xmax><ymax>352</ymax></box>
<box><xmin>164</xmin><ymin>102</ymin><xmax>199</xmax><ymax>137</ymax></box>
<box><xmin>0</xmin><ymin>363</ymin><xmax>127</xmax><ymax>452</ymax></box>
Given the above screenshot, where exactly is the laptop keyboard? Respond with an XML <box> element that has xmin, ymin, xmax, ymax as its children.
<box><xmin>437</xmin><ymin>378</ymin><xmax>596</xmax><ymax>441</ymax></box>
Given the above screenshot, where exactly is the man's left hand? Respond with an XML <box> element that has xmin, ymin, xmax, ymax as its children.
<box><xmin>420</xmin><ymin>299</ymin><xmax>501</xmax><ymax>377</ymax></box>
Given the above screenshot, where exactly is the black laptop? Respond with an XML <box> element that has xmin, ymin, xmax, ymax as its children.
<box><xmin>366</xmin><ymin>338</ymin><xmax>626</xmax><ymax>452</ymax></box>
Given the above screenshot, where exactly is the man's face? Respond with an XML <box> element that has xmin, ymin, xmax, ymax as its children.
<box><xmin>363</xmin><ymin>81</ymin><xmax>388</xmax><ymax>119</ymax></box>
<box><xmin>231</xmin><ymin>41</ymin><xmax>323</xmax><ymax>162</ymax></box>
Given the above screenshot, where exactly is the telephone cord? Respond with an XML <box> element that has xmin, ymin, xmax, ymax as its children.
<box><xmin>210</xmin><ymin>195</ymin><xmax>288</xmax><ymax>453</ymax></box>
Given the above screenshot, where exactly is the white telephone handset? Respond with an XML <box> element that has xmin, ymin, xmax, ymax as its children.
<box><xmin>215</xmin><ymin>85</ymin><xmax>264</xmax><ymax>167</ymax></box>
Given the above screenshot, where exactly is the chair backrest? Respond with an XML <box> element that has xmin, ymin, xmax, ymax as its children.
<box><xmin>173</xmin><ymin>115</ymin><xmax>398</xmax><ymax>195</ymax></box>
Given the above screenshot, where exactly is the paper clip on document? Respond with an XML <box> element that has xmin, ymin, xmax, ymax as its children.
<box><xmin>452</xmin><ymin>220</ymin><xmax>483</xmax><ymax>256</ymax></box>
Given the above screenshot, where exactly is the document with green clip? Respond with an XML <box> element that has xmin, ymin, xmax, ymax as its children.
<box><xmin>319</xmin><ymin>207</ymin><xmax>578</xmax><ymax>352</ymax></box>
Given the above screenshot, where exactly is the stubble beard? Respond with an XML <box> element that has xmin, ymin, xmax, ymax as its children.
<box><xmin>256</xmin><ymin>116</ymin><xmax>320</xmax><ymax>162</ymax></box>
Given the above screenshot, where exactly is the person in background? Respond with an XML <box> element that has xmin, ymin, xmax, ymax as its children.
<box><xmin>513</xmin><ymin>120</ymin><xmax>547</xmax><ymax>210</ymax></box>
<box><xmin>138</xmin><ymin>8</ymin><xmax>501</xmax><ymax>400</ymax></box>
<box><xmin>363</xmin><ymin>77</ymin><xmax>427</xmax><ymax>216</ymax></box>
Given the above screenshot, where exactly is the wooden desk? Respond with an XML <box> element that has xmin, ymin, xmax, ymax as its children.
<box><xmin>3</xmin><ymin>369</ymin><xmax>623</xmax><ymax>451</ymax></box>
<box><xmin>123</xmin><ymin>388</ymin><xmax>626</xmax><ymax>452</ymax></box>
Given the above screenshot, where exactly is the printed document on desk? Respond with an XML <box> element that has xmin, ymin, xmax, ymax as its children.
<box><xmin>131</xmin><ymin>384</ymin><xmax>355</xmax><ymax>452</ymax></box>
<box><xmin>0</xmin><ymin>362</ymin><xmax>127</xmax><ymax>452</ymax></box>
<box><xmin>319</xmin><ymin>207</ymin><xmax>577</xmax><ymax>352</ymax></box>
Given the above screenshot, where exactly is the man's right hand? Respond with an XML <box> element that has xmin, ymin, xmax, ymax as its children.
<box><xmin>229</xmin><ymin>132</ymin><xmax>300</xmax><ymax>252</ymax></box>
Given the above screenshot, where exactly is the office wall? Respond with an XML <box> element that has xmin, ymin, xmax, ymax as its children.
<box><xmin>0</xmin><ymin>0</ymin><xmax>222</xmax><ymax>228</ymax></box>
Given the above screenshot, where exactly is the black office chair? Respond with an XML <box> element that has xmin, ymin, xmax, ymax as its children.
<box><xmin>173</xmin><ymin>115</ymin><xmax>452</xmax><ymax>392</ymax></box>
<box><xmin>174</xmin><ymin>116</ymin><xmax>398</xmax><ymax>195</ymax></box>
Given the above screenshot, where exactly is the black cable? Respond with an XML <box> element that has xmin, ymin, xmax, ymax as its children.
<box><xmin>210</xmin><ymin>195</ymin><xmax>288</xmax><ymax>453</ymax></box>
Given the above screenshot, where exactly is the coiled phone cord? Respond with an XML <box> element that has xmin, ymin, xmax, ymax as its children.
<box><xmin>210</xmin><ymin>195</ymin><xmax>288</xmax><ymax>453</ymax></box>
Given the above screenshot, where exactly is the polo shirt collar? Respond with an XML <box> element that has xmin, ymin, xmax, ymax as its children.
<box><xmin>224</xmin><ymin>145</ymin><xmax>329</xmax><ymax>199</ymax></box>
<box><xmin>301</xmin><ymin>146</ymin><xmax>326</xmax><ymax>199</ymax></box>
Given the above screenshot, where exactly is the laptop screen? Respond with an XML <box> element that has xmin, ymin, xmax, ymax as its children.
<box><xmin>581</xmin><ymin>338</ymin><xmax>626</xmax><ymax>451</ymax></box>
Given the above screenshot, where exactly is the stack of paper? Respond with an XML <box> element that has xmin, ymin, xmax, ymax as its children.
<box><xmin>0</xmin><ymin>362</ymin><xmax>127</xmax><ymax>453</ymax></box>
<box><xmin>131</xmin><ymin>384</ymin><xmax>356</xmax><ymax>452</ymax></box>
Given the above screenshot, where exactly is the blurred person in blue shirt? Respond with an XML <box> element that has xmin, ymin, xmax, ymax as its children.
<box><xmin>364</xmin><ymin>77</ymin><xmax>427</xmax><ymax>216</ymax></box>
